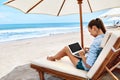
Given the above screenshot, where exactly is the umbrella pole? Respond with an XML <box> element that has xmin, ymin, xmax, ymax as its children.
<box><xmin>77</xmin><ymin>0</ymin><xmax>84</xmax><ymax>48</ymax></box>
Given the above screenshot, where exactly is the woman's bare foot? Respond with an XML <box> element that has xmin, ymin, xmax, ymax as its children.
<box><xmin>47</xmin><ymin>56</ymin><xmax>56</xmax><ymax>61</ymax></box>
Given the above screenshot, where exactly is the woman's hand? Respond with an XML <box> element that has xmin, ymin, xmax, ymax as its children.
<box><xmin>84</xmin><ymin>47</ymin><xmax>89</xmax><ymax>53</ymax></box>
<box><xmin>79</xmin><ymin>49</ymin><xmax>85</xmax><ymax>57</ymax></box>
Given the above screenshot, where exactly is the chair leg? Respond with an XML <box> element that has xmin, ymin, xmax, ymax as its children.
<box><xmin>105</xmin><ymin>66</ymin><xmax>119</xmax><ymax>80</ymax></box>
<box><xmin>110</xmin><ymin>62</ymin><xmax>120</xmax><ymax>71</ymax></box>
<box><xmin>39</xmin><ymin>71</ymin><xmax>45</xmax><ymax>80</ymax></box>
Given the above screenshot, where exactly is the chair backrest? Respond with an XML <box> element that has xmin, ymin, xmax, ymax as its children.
<box><xmin>87</xmin><ymin>31</ymin><xmax>120</xmax><ymax>79</ymax></box>
<box><xmin>100</xmin><ymin>31</ymin><xmax>112</xmax><ymax>48</ymax></box>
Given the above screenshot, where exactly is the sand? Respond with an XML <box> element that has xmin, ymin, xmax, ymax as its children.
<box><xmin>0</xmin><ymin>30</ymin><xmax>93</xmax><ymax>80</ymax></box>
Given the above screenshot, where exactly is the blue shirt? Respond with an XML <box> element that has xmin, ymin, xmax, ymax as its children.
<box><xmin>82</xmin><ymin>34</ymin><xmax>104</xmax><ymax>71</ymax></box>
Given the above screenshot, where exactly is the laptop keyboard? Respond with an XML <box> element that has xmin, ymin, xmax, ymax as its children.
<box><xmin>75</xmin><ymin>53</ymin><xmax>79</xmax><ymax>56</ymax></box>
<box><xmin>74</xmin><ymin>53</ymin><xmax>82</xmax><ymax>59</ymax></box>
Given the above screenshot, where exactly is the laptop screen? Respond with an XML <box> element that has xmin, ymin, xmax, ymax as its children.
<box><xmin>68</xmin><ymin>42</ymin><xmax>82</xmax><ymax>53</ymax></box>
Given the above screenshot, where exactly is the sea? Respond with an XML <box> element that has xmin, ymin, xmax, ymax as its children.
<box><xmin>0</xmin><ymin>22</ymin><xmax>88</xmax><ymax>43</ymax></box>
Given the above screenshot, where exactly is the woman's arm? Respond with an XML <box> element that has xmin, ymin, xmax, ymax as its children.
<box><xmin>79</xmin><ymin>50</ymin><xmax>91</xmax><ymax>69</ymax></box>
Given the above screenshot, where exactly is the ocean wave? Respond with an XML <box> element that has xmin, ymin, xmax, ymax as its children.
<box><xmin>0</xmin><ymin>27</ymin><xmax>79</xmax><ymax>42</ymax></box>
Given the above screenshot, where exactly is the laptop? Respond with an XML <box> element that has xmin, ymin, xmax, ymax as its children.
<box><xmin>68</xmin><ymin>42</ymin><xmax>82</xmax><ymax>59</ymax></box>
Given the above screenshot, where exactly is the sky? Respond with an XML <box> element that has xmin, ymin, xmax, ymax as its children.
<box><xmin>0</xmin><ymin>0</ymin><xmax>108</xmax><ymax>24</ymax></box>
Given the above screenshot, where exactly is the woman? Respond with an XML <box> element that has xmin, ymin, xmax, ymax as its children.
<box><xmin>47</xmin><ymin>18</ymin><xmax>106</xmax><ymax>71</ymax></box>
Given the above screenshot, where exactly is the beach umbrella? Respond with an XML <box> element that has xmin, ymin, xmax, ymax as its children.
<box><xmin>99</xmin><ymin>8</ymin><xmax>120</xmax><ymax>18</ymax></box>
<box><xmin>4</xmin><ymin>0</ymin><xmax>120</xmax><ymax>48</ymax></box>
<box><xmin>108</xmin><ymin>17</ymin><xmax>120</xmax><ymax>21</ymax></box>
<box><xmin>107</xmin><ymin>17</ymin><xmax>120</xmax><ymax>27</ymax></box>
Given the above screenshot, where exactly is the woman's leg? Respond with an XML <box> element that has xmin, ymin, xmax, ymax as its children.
<box><xmin>47</xmin><ymin>46</ymin><xmax>79</xmax><ymax>66</ymax></box>
<box><xmin>47</xmin><ymin>46</ymin><xmax>68</xmax><ymax>61</ymax></box>
<box><xmin>64</xmin><ymin>46</ymin><xmax>79</xmax><ymax>66</ymax></box>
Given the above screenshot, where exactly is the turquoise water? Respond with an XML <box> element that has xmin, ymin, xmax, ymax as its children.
<box><xmin>0</xmin><ymin>22</ymin><xmax>88</xmax><ymax>42</ymax></box>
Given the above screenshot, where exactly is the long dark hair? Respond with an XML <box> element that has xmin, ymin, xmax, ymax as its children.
<box><xmin>88</xmin><ymin>18</ymin><xmax>106</xmax><ymax>34</ymax></box>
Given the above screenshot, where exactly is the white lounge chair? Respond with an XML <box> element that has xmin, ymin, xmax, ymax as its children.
<box><xmin>31</xmin><ymin>31</ymin><xmax>120</xmax><ymax>80</ymax></box>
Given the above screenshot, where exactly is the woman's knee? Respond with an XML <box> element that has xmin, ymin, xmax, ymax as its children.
<box><xmin>64</xmin><ymin>46</ymin><xmax>68</xmax><ymax>50</ymax></box>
